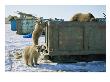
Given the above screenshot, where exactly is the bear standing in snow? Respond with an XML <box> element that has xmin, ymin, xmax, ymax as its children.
<box><xmin>23</xmin><ymin>45</ymin><xmax>42</xmax><ymax>66</ymax></box>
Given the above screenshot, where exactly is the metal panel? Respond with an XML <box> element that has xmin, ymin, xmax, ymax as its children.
<box><xmin>85</xmin><ymin>22</ymin><xmax>106</xmax><ymax>51</ymax></box>
<box><xmin>16</xmin><ymin>19</ymin><xmax>22</xmax><ymax>34</ymax></box>
<box><xmin>46</xmin><ymin>21</ymin><xmax>106</xmax><ymax>56</ymax></box>
<box><xmin>58</xmin><ymin>22</ymin><xmax>83</xmax><ymax>51</ymax></box>
<box><xmin>47</xmin><ymin>21</ymin><xmax>84</xmax><ymax>55</ymax></box>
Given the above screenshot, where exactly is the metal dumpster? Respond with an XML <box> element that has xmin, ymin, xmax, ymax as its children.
<box><xmin>10</xmin><ymin>19</ymin><xmax>16</xmax><ymax>31</ymax></box>
<box><xmin>46</xmin><ymin>21</ymin><xmax>106</xmax><ymax>56</ymax></box>
<box><xmin>16</xmin><ymin>18</ymin><xmax>36</xmax><ymax>35</ymax></box>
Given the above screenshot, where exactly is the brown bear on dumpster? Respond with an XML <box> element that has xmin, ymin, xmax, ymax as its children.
<box><xmin>70</xmin><ymin>13</ymin><xmax>95</xmax><ymax>22</ymax></box>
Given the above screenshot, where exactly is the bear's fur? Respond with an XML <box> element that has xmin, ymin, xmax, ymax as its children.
<box><xmin>32</xmin><ymin>20</ymin><xmax>47</xmax><ymax>45</ymax></box>
<box><xmin>70</xmin><ymin>13</ymin><xmax>95</xmax><ymax>22</ymax></box>
<box><xmin>23</xmin><ymin>45</ymin><xmax>41</xmax><ymax>66</ymax></box>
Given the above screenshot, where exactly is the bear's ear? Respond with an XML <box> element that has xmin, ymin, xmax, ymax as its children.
<box><xmin>41</xmin><ymin>45</ymin><xmax>46</xmax><ymax>49</ymax></box>
<box><xmin>88</xmin><ymin>13</ymin><xmax>95</xmax><ymax>18</ymax></box>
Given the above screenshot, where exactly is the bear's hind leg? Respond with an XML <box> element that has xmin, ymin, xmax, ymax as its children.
<box><xmin>23</xmin><ymin>53</ymin><xmax>29</xmax><ymax>66</ymax></box>
<box><xmin>28</xmin><ymin>54</ymin><xmax>34</xmax><ymax>66</ymax></box>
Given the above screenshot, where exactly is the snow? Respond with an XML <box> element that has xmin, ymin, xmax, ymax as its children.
<box><xmin>5</xmin><ymin>24</ymin><xmax>106</xmax><ymax>72</ymax></box>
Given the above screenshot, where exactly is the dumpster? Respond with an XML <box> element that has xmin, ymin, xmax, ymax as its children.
<box><xmin>9</xmin><ymin>16</ymin><xmax>18</xmax><ymax>31</ymax></box>
<box><xmin>10</xmin><ymin>19</ymin><xmax>16</xmax><ymax>31</ymax></box>
<box><xmin>15</xmin><ymin>11</ymin><xmax>37</xmax><ymax>35</ymax></box>
<box><xmin>45</xmin><ymin>20</ymin><xmax>106</xmax><ymax>62</ymax></box>
<box><xmin>16</xmin><ymin>18</ymin><xmax>36</xmax><ymax>35</ymax></box>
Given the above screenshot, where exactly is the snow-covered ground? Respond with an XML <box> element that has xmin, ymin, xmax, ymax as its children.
<box><xmin>5</xmin><ymin>24</ymin><xmax>106</xmax><ymax>72</ymax></box>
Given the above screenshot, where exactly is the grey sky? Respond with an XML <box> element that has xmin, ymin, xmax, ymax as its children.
<box><xmin>5</xmin><ymin>5</ymin><xmax>106</xmax><ymax>20</ymax></box>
